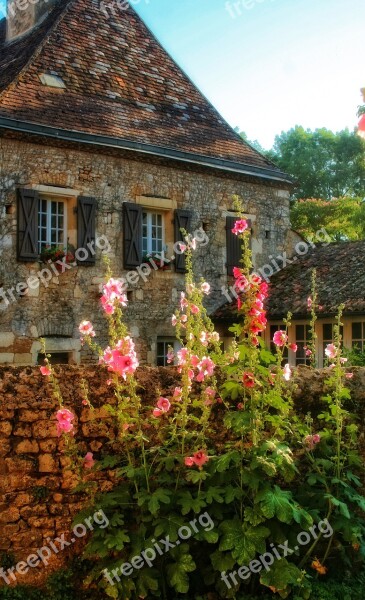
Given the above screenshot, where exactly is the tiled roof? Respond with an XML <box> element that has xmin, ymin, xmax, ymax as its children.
<box><xmin>0</xmin><ymin>0</ymin><xmax>289</xmax><ymax>179</ymax></box>
<box><xmin>213</xmin><ymin>241</ymin><xmax>365</xmax><ymax>322</ymax></box>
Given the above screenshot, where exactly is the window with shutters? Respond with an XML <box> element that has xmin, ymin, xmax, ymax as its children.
<box><xmin>156</xmin><ymin>338</ymin><xmax>181</xmax><ymax>367</ymax></box>
<box><xmin>17</xmin><ymin>188</ymin><xmax>96</xmax><ymax>265</ymax></box>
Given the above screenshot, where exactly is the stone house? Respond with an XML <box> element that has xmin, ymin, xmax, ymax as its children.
<box><xmin>0</xmin><ymin>0</ymin><xmax>293</xmax><ymax>366</ymax></box>
<box><xmin>214</xmin><ymin>241</ymin><xmax>365</xmax><ymax>367</ymax></box>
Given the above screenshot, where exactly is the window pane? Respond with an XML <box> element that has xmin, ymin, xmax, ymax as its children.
<box><xmin>323</xmin><ymin>324</ymin><xmax>333</xmax><ymax>340</ymax></box>
<box><xmin>296</xmin><ymin>325</ymin><xmax>305</xmax><ymax>340</ymax></box>
<box><xmin>352</xmin><ymin>322</ymin><xmax>362</xmax><ymax>339</ymax></box>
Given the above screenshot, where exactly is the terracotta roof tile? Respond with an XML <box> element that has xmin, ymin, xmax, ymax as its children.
<box><xmin>0</xmin><ymin>0</ymin><xmax>288</xmax><ymax>177</ymax></box>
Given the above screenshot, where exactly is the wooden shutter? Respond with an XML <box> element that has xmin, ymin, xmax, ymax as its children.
<box><xmin>226</xmin><ymin>216</ymin><xmax>252</xmax><ymax>275</ymax></box>
<box><xmin>77</xmin><ymin>196</ymin><xmax>97</xmax><ymax>265</ymax></box>
<box><xmin>123</xmin><ymin>202</ymin><xmax>142</xmax><ymax>268</ymax></box>
<box><xmin>17</xmin><ymin>189</ymin><xmax>39</xmax><ymax>261</ymax></box>
<box><xmin>174</xmin><ymin>209</ymin><xmax>192</xmax><ymax>273</ymax></box>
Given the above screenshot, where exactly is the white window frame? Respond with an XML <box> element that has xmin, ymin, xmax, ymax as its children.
<box><xmin>351</xmin><ymin>320</ymin><xmax>365</xmax><ymax>353</ymax></box>
<box><xmin>142</xmin><ymin>211</ymin><xmax>165</xmax><ymax>256</ymax></box>
<box><xmin>38</xmin><ymin>197</ymin><xmax>68</xmax><ymax>253</ymax></box>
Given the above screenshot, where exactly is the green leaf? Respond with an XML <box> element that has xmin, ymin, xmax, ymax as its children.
<box><xmin>177</xmin><ymin>491</ymin><xmax>207</xmax><ymax>515</ymax></box>
<box><xmin>205</xmin><ymin>486</ymin><xmax>225</xmax><ymax>504</ymax></box>
<box><xmin>154</xmin><ymin>514</ymin><xmax>186</xmax><ymax>543</ymax></box>
<box><xmin>255</xmin><ymin>486</ymin><xmax>294</xmax><ymax>523</ymax></box>
<box><xmin>106</xmin><ymin>529</ymin><xmax>130</xmax><ymax>550</ymax></box>
<box><xmin>260</xmin><ymin>558</ymin><xmax>302</xmax><ymax>592</ymax></box>
<box><xmin>210</xmin><ymin>549</ymin><xmax>236</xmax><ymax>572</ymax></box>
<box><xmin>147</xmin><ymin>489</ymin><xmax>172</xmax><ymax>515</ymax></box>
<box><xmin>166</xmin><ymin>552</ymin><xmax>196</xmax><ymax>593</ymax></box>
<box><xmin>325</xmin><ymin>495</ymin><xmax>351</xmax><ymax>518</ymax></box>
<box><xmin>219</xmin><ymin>518</ymin><xmax>270</xmax><ymax>564</ymax></box>
<box><xmin>135</xmin><ymin>569</ymin><xmax>159</xmax><ymax>597</ymax></box>
<box><xmin>215</xmin><ymin>451</ymin><xmax>241</xmax><ymax>473</ymax></box>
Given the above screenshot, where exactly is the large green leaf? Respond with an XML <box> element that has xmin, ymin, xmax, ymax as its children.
<box><xmin>166</xmin><ymin>551</ymin><xmax>196</xmax><ymax>593</ymax></box>
<box><xmin>255</xmin><ymin>486</ymin><xmax>294</xmax><ymax>523</ymax></box>
<box><xmin>219</xmin><ymin>519</ymin><xmax>270</xmax><ymax>564</ymax></box>
<box><xmin>260</xmin><ymin>558</ymin><xmax>302</xmax><ymax>593</ymax></box>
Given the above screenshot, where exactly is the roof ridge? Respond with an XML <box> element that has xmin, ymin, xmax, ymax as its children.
<box><xmin>0</xmin><ymin>0</ymin><xmax>73</xmax><ymax>97</ymax></box>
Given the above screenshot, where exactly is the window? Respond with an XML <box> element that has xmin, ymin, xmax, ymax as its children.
<box><xmin>352</xmin><ymin>322</ymin><xmax>365</xmax><ymax>353</ymax></box>
<box><xmin>38</xmin><ymin>199</ymin><xmax>66</xmax><ymax>253</ymax></box>
<box><xmin>142</xmin><ymin>211</ymin><xmax>164</xmax><ymax>256</ymax></box>
<box><xmin>226</xmin><ymin>215</ymin><xmax>252</xmax><ymax>276</ymax></box>
<box><xmin>295</xmin><ymin>324</ymin><xmax>312</xmax><ymax>366</ymax></box>
<box><xmin>156</xmin><ymin>338</ymin><xmax>181</xmax><ymax>367</ymax></box>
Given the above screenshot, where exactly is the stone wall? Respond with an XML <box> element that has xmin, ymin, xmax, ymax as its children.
<box><xmin>0</xmin><ymin>364</ymin><xmax>364</xmax><ymax>587</ymax></box>
<box><xmin>0</xmin><ymin>137</ymin><xmax>291</xmax><ymax>365</ymax></box>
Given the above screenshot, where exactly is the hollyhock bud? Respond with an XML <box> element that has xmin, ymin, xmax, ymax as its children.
<box><xmin>289</xmin><ymin>343</ymin><xmax>298</xmax><ymax>352</ymax></box>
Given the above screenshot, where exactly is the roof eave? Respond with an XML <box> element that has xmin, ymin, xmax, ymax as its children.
<box><xmin>0</xmin><ymin>117</ymin><xmax>294</xmax><ymax>184</ymax></box>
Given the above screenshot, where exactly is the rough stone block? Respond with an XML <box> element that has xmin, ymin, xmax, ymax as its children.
<box><xmin>32</xmin><ymin>420</ymin><xmax>58</xmax><ymax>439</ymax></box>
<box><xmin>38</xmin><ymin>454</ymin><xmax>58</xmax><ymax>473</ymax></box>
<box><xmin>0</xmin><ymin>353</ymin><xmax>14</xmax><ymax>363</ymax></box>
<box><xmin>0</xmin><ymin>421</ymin><xmax>12</xmax><ymax>436</ymax></box>
<box><xmin>14</xmin><ymin>353</ymin><xmax>33</xmax><ymax>364</ymax></box>
<box><xmin>13</xmin><ymin>423</ymin><xmax>32</xmax><ymax>437</ymax></box>
<box><xmin>0</xmin><ymin>506</ymin><xmax>20</xmax><ymax>523</ymax></box>
<box><xmin>0</xmin><ymin>332</ymin><xmax>15</xmax><ymax>348</ymax></box>
<box><xmin>15</xmin><ymin>440</ymin><xmax>39</xmax><ymax>454</ymax></box>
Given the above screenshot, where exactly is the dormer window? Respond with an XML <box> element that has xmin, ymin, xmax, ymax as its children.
<box><xmin>39</xmin><ymin>73</ymin><xmax>66</xmax><ymax>89</ymax></box>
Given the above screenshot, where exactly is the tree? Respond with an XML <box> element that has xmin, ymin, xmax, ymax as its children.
<box><xmin>271</xmin><ymin>126</ymin><xmax>365</xmax><ymax>200</ymax></box>
<box><xmin>235</xmin><ymin>128</ymin><xmax>269</xmax><ymax>155</ymax></box>
<box><xmin>290</xmin><ymin>197</ymin><xmax>365</xmax><ymax>241</ymax></box>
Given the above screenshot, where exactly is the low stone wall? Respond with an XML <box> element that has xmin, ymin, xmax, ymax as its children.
<box><xmin>0</xmin><ymin>365</ymin><xmax>364</xmax><ymax>587</ymax></box>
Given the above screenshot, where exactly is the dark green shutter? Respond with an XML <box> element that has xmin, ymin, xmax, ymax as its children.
<box><xmin>17</xmin><ymin>189</ymin><xmax>39</xmax><ymax>261</ymax></box>
<box><xmin>174</xmin><ymin>209</ymin><xmax>192</xmax><ymax>273</ymax></box>
<box><xmin>77</xmin><ymin>196</ymin><xmax>97</xmax><ymax>265</ymax></box>
<box><xmin>123</xmin><ymin>202</ymin><xmax>142</xmax><ymax>268</ymax></box>
<box><xmin>226</xmin><ymin>216</ymin><xmax>252</xmax><ymax>275</ymax></box>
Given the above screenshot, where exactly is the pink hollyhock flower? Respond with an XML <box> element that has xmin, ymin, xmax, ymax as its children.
<box><xmin>273</xmin><ymin>330</ymin><xmax>288</xmax><ymax>347</ymax></box>
<box><xmin>177</xmin><ymin>348</ymin><xmax>189</xmax><ymax>366</ymax></box>
<box><xmin>325</xmin><ymin>344</ymin><xmax>338</xmax><ymax>360</ymax></box>
<box><xmin>191</xmin><ymin>304</ymin><xmax>200</xmax><ymax>314</ymax></box>
<box><xmin>103</xmin><ymin>278</ymin><xmax>126</xmax><ymax>301</ymax></box>
<box><xmin>237</xmin><ymin>403</ymin><xmax>244</xmax><ymax>410</ymax></box>
<box><xmin>289</xmin><ymin>343</ymin><xmax>298</xmax><ymax>352</ymax></box>
<box><xmin>304</xmin><ymin>434</ymin><xmax>321</xmax><ymax>450</ymax></box>
<box><xmin>157</xmin><ymin>397</ymin><xmax>171</xmax><ymax>412</ymax></box>
<box><xmin>232</xmin><ymin>219</ymin><xmax>248</xmax><ymax>236</ymax></box>
<box><xmin>173</xmin><ymin>387</ymin><xmax>183</xmax><ymax>400</ymax></box>
<box><xmin>178</xmin><ymin>243</ymin><xmax>187</xmax><ymax>253</ymax></box>
<box><xmin>346</xmin><ymin>373</ymin><xmax>354</xmax><ymax>379</ymax></box>
<box><xmin>199</xmin><ymin>331</ymin><xmax>208</xmax><ymax>346</ymax></box>
<box><xmin>166</xmin><ymin>350</ymin><xmax>175</xmax><ymax>364</ymax></box>
<box><xmin>233</xmin><ymin>267</ymin><xmax>243</xmax><ymax>279</ymax></box>
<box><xmin>209</xmin><ymin>331</ymin><xmax>220</xmax><ymax>343</ymax></box>
<box><xmin>171</xmin><ymin>315</ymin><xmax>177</xmax><ymax>326</ymax></box>
<box><xmin>181</xmin><ymin>314</ymin><xmax>188</xmax><ymax>323</ymax></box>
<box><xmin>283</xmin><ymin>364</ymin><xmax>292</xmax><ymax>381</ymax></box>
<box><xmin>340</xmin><ymin>357</ymin><xmax>348</xmax><ymax>364</ymax></box>
<box><xmin>304</xmin><ymin>346</ymin><xmax>312</xmax><ymax>357</ymax></box>
<box><xmin>40</xmin><ymin>365</ymin><xmax>51</xmax><ymax>376</ymax></box>
<box><xmin>184</xmin><ymin>457</ymin><xmax>195</xmax><ymax>467</ymax></box>
<box><xmin>56</xmin><ymin>408</ymin><xmax>74</xmax><ymax>436</ymax></box>
<box><xmin>307</xmin><ymin>297</ymin><xmax>313</xmax><ymax>309</ymax></box>
<box><xmin>189</xmin><ymin>238</ymin><xmax>197</xmax><ymax>250</ymax></box>
<box><xmin>79</xmin><ymin>321</ymin><xmax>95</xmax><ymax>337</ymax></box>
<box><xmin>201</xmin><ymin>282</ymin><xmax>211</xmax><ymax>295</ymax></box>
<box><xmin>108</xmin><ymin>351</ymin><xmax>139</xmax><ymax>379</ymax></box>
<box><xmin>83</xmin><ymin>452</ymin><xmax>95</xmax><ymax>469</ymax></box>
<box><xmin>235</xmin><ymin>276</ymin><xmax>249</xmax><ymax>292</ymax></box>
<box><xmin>180</xmin><ymin>292</ymin><xmax>188</xmax><ymax>310</ymax></box>
<box><xmin>193</xmin><ymin>450</ymin><xmax>209</xmax><ymax>467</ymax></box>
<box><xmin>242</xmin><ymin>372</ymin><xmax>255</xmax><ymax>388</ymax></box>
<box><xmin>101</xmin><ymin>296</ymin><xmax>115</xmax><ymax>315</ymax></box>
<box><xmin>196</xmin><ymin>357</ymin><xmax>215</xmax><ymax>381</ymax></box>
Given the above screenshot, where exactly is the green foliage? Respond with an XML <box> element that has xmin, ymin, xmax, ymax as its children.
<box><xmin>290</xmin><ymin>197</ymin><xmax>365</xmax><ymax>241</ymax></box>
<box><xmin>270</xmin><ymin>126</ymin><xmax>365</xmax><ymax>200</ymax></box>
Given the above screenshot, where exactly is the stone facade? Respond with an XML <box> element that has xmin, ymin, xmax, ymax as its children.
<box><xmin>0</xmin><ymin>137</ymin><xmax>292</xmax><ymax>366</ymax></box>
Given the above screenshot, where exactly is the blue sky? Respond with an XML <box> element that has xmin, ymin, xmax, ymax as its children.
<box><xmin>1</xmin><ymin>0</ymin><xmax>364</xmax><ymax>148</ymax></box>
